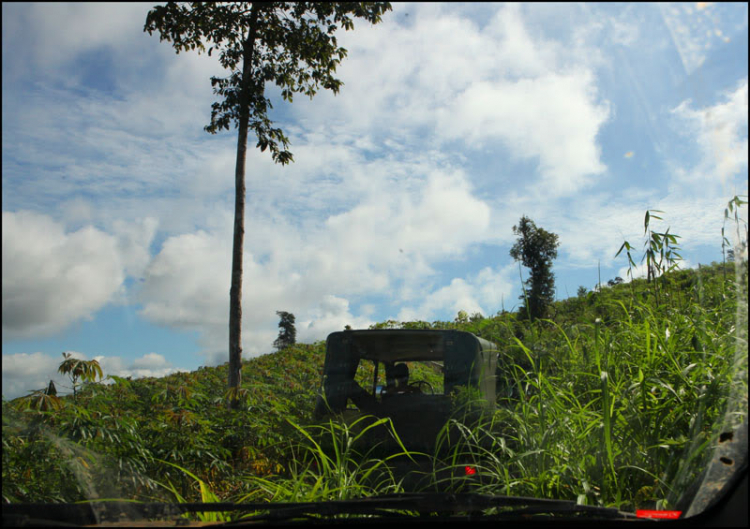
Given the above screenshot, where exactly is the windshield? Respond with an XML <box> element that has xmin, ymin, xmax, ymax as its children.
<box><xmin>2</xmin><ymin>2</ymin><xmax>747</xmax><ymax>524</ymax></box>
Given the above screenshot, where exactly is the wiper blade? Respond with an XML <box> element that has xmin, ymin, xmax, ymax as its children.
<box><xmin>4</xmin><ymin>493</ymin><xmax>639</xmax><ymax>526</ymax></box>
<box><xmin>222</xmin><ymin>493</ymin><xmax>639</xmax><ymax>523</ymax></box>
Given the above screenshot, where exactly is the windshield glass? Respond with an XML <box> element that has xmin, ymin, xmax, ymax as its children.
<box><xmin>2</xmin><ymin>2</ymin><xmax>747</xmax><ymax>524</ymax></box>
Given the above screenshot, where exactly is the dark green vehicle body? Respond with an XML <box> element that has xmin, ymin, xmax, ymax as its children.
<box><xmin>314</xmin><ymin>329</ymin><xmax>498</xmax><ymax>454</ymax></box>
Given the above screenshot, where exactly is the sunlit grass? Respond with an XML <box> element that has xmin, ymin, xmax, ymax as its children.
<box><xmin>239</xmin><ymin>416</ymin><xmax>416</xmax><ymax>504</ymax></box>
<box><xmin>426</xmin><ymin>293</ymin><xmax>742</xmax><ymax>511</ymax></box>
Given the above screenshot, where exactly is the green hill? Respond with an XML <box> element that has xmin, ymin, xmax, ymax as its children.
<box><xmin>3</xmin><ymin>260</ymin><xmax>746</xmax><ymax>512</ymax></box>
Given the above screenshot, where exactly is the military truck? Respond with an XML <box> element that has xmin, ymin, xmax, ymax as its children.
<box><xmin>313</xmin><ymin>329</ymin><xmax>498</xmax><ymax>455</ymax></box>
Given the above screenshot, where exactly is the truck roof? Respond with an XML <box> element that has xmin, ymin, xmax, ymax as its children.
<box><xmin>327</xmin><ymin>328</ymin><xmax>498</xmax><ymax>363</ymax></box>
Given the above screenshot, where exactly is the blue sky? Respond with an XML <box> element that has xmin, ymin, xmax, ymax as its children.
<box><xmin>2</xmin><ymin>2</ymin><xmax>748</xmax><ymax>399</ymax></box>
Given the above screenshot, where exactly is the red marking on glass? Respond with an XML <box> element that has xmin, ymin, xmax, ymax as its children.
<box><xmin>636</xmin><ymin>510</ymin><xmax>682</xmax><ymax>519</ymax></box>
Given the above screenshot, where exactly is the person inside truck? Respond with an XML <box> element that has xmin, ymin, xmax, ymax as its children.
<box><xmin>383</xmin><ymin>363</ymin><xmax>419</xmax><ymax>396</ymax></box>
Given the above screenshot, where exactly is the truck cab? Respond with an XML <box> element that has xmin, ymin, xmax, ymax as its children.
<box><xmin>314</xmin><ymin>329</ymin><xmax>498</xmax><ymax>453</ymax></box>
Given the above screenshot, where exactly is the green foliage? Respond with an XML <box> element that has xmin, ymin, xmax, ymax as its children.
<box><xmin>57</xmin><ymin>352</ymin><xmax>103</xmax><ymax>402</ymax></box>
<box><xmin>14</xmin><ymin>381</ymin><xmax>64</xmax><ymax>413</ymax></box>
<box><xmin>510</xmin><ymin>216</ymin><xmax>560</xmax><ymax>320</ymax></box>
<box><xmin>155</xmin><ymin>460</ymin><xmax>231</xmax><ymax>523</ymax></box>
<box><xmin>616</xmin><ymin>209</ymin><xmax>684</xmax><ymax>305</ymax></box>
<box><xmin>241</xmin><ymin>417</ymin><xmax>412</xmax><ymax>505</ymax></box>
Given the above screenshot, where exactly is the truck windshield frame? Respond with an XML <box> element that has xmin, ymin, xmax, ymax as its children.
<box><xmin>314</xmin><ymin>329</ymin><xmax>498</xmax><ymax>417</ymax></box>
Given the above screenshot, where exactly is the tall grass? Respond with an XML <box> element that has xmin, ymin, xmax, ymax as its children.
<box><xmin>427</xmin><ymin>289</ymin><xmax>741</xmax><ymax>511</ymax></box>
<box><xmin>239</xmin><ymin>416</ymin><xmax>415</xmax><ymax>504</ymax></box>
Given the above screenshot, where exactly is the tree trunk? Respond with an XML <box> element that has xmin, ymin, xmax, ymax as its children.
<box><xmin>228</xmin><ymin>7</ymin><xmax>259</xmax><ymax>410</ymax></box>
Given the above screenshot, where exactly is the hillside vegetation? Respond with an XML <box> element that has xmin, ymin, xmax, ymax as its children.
<box><xmin>3</xmin><ymin>257</ymin><xmax>747</xmax><ymax>514</ymax></box>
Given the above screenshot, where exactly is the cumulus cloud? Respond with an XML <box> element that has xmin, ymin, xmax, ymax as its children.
<box><xmin>436</xmin><ymin>72</ymin><xmax>609</xmax><ymax>195</ymax></box>
<box><xmin>136</xmin><ymin>167</ymin><xmax>494</xmax><ymax>356</ymax></box>
<box><xmin>98</xmin><ymin>352</ymin><xmax>183</xmax><ymax>380</ymax></box>
<box><xmin>289</xmin><ymin>3</ymin><xmax>610</xmax><ymax>196</ymax></box>
<box><xmin>2</xmin><ymin>352</ymin><xmax>65</xmax><ymax>400</ymax></box>
<box><xmin>297</xmin><ymin>295</ymin><xmax>373</xmax><ymax>343</ymax></box>
<box><xmin>551</xmin><ymin>190</ymin><xmax>734</xmax><ymax>271</ymax></box>
<box><xmin>397</xmin><ymin>265</ymin><xmax>516</xmax><ymax>322</ymax></box>
<box><xmin>2</xmin><ymin>211</ymin><xmax>125</xmax><ymax>340</ymax></box>
<box><xmin>323</xmin><ymin>170</ymin><xmax>491</xmax><ymax>282</ymax></box>
<box><xmin>111</xmin><ymin>217</ymin><xmax>159</xmax><ymax>278</ymax></box>
<box><xmin>137</xmin><ymin>230</ymin><xmax>231</xmax><ymax>329</ymax></box>
<box><xmin>1</xmin><ymin>211</ymin><xmax>160</xmax><ymax>340</ymax></box>
<box><xmin>671</xmin><ymin>80</ymin><xmax>749</xmax><ymax>187</ymax></box>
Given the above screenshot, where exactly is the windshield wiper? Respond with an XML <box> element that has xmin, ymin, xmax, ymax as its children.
<box><xmin>3</xmin><ymin>493</ymin><xmax>640</xmax><ymax>526</ymax></box>
<box><xmin>223</xmin><ymin>493</ymin><xmax>639</xmax><ymax>523</ymax></box>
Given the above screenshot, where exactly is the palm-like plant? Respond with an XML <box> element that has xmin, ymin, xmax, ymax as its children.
<box><xmin>58</xmin><ymin>352</ymin><xmax>103</xmax><ymax>401</ymax></box>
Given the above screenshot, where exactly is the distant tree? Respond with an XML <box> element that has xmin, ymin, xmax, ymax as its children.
<box><xmin>144</xmin><ymin>2</ymin><xmax>392</xmax><ymax>409</ymax></box>
<box><xmin>607</xmin><ymin>277</ymin><xmax>624</xmax><ymax>287</ymax></box>
<box><xmin>274</xmin><ymin>311</ymin><xmax>296</xmax><ymax>351</ymax></box>
<box><xmin>16</xmin><ymin>382</ymin><xmax>64</xmax><ymax>412</ymax></box>
<box><xmin>469</xmin><ymin>312</ymin><xmax>484</xmax><ymax>323</ymax></box>
<box><xmin>510</xmin><ymin>216</ymin><xmax>560</xmax><ymax>320</ymax></box>
<box><xmin>369</xmin><ymin>320</ymin><xmax>401</xmax><ymax>329</ymax></box>
<box><xmin>577</xmin><ymin>286</ymin><xmax>588</xmax><ymax>298</ymax></box>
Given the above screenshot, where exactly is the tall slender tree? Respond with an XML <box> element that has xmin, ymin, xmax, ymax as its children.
<box><xmin>510</xmin><ymin>216</ymin><xmax>560</xmax><ymax>320</ymax></box>
<box><xmin>145</xmin><ymin>2</ymin><xmax>392</xmax><ymax>408</ymax></box>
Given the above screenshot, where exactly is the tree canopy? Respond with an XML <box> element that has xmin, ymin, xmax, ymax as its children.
<box><xmin>510</xmin><ymin>216</ymin><xmax>560</xmax><ymax>320</ymax></box>
<box><xmin>145</xmin><ymin>2</ymin><xmax>392</xmax><ymax>164</ymax></box>
<box><xmin>274</xmin><ymin>311</ymin><xmax>296</xmax><ymax>351</ymax></box>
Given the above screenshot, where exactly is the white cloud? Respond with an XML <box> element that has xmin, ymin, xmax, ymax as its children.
<box><xmin>1</xmin><ymin>3</ymin><xmax>149</xmax><ymax>84</ymax></box>
<box><xmin>1</xmin><ymin>211</ymin><xmax>161</xmax><ymax>340</ymax></box>
<box><xmin>2</xmin><ymin>352</ymin><xmax>63</xmax><ymax>399</ymax></box>
<box><xmin>27</xmin><ymin>3</ymin><xmax>148</xmax><ymax>66</ymax></box>
<box><xmin>609</xmin><ymin>15</ymin><xmax>640</xmax><ymax>46</ymax></box>
<box><xmin>2</xmin><ymin>211</ymin><xmax>125</xmax><ymax>340</ymax></box>
<box><xmin>111</xmin><ymin>218</ymin><xmax>159</xmax><ymax>278</ymax></box>
<box><xmin>131</xmin><ymin>352</ymin><xmax>170</xmax><ymax>370</ymax></box>
<box><xmin>297</xmin><ymin>295</ymin><xmax>373</xmax><ymax>342</ymax></box>
<box><xmin>436</xmin><ymin>72</ymin><xmax>609</xmax><ymax>194</ymax></box>
<box><xmin>98</xmin><ymin>352</ymin><xmax>183</xmax><ymax>380</ymax></box>
<box><xmin>323</xmin><ymin>170</ymin><xmax>491</xmax><ymax>275</ymax></box>
<box><xmin>137</xmin><ymin>230</ymin><xmax>231</xmax><ymax>330</ymax></box>
<box><xmin>671</xmin><ymin>80</ymin><xmax>749</xmax><ymax>188</ymax></box>
<box><xmin>397</xmin><ymin>265</ymin><xmax>515</xmax><ymax>322</ymax></box>
<box><xmin>135</xmin><ymin>167</ymin><xmax>494</xmax><ymax>355</ymax></box>
<box><xmin>288</xmin><ymin>3</ymin><xmax>610</xmax><ymax>196</ymax></box>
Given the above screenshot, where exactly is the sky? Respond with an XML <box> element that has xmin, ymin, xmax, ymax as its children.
<box><xmin>2</xmin><ymin>2</ymin><xmax>748</xmax><ymax>399</ymax></box>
